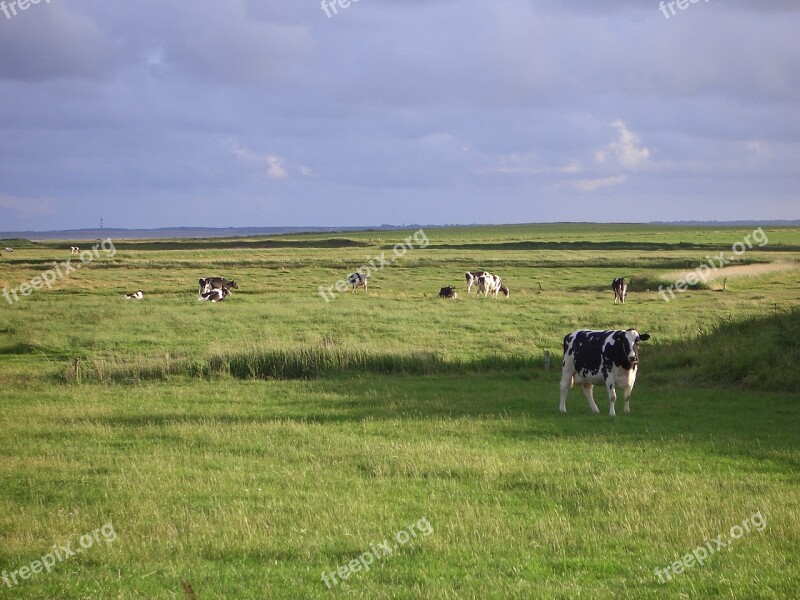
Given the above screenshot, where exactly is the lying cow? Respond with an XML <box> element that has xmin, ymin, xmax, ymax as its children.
<box><xmin>559</xmin><ymin>329</ymin><xmax>650</xmax><ymax>416</ymax></box>
<box><xmin>124</xmin><ymin>290</ymin><xmax>144</xmax><ymax>300</ymax></box>
<box><xmin>347</xmin><ymin>272</ymin><xmax>368</xmax><ymax>294</ymax></box>
<box><xmin>612</xmin><ymin>277</ymin><xmax>627</xmax><ymax>304</ymax></box>
<box><xmin>4</xmin><ymin>247</ymin><xmax>13</xmax><ymax>253</ymax></box>
<box><xmin>199</xmin><ymin>277</ymin><xmax>238</xmax><ymax>295</ymax></box>
<box><xmin>439</xmin><ymin>286</ymin><xmax>458</xmax><ymax>299</ymax></box>
<box><xmin>199</xmin><ymin>287</ymin><xmax>229</xmax><ymax>302</ymax></box>
<box><xmin>477</xmin><ymin>273</ymin><xmax>509</xmax><ymax>298</ymax></box>
<box><xmin>70</xmin><ymin>246</ymin><xmax>80</xmax><ymax>255</ymax></box>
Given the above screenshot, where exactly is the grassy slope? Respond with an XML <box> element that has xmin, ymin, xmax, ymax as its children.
<box><xmin>1</xmin><ymin>224</ymin><xmax>799</xmax><ymax>598</ymax></box>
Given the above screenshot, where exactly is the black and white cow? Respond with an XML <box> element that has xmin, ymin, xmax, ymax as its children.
<box><xmin>199</xmin><ymin>287</ymin><xmax>229</xmax><ymax>302</ymax></box>
<box><xmin>124</xmin><ymin>290</ymin><xmax>144</xmax><ymax>300</ymax></box>
<box><xmin>559</xmin><ymin>329</ymin><xmax>650</xmax><ymax>416</ymax></box>
<box><xmin>439</xmin><ymin>285</ymin><xmax>458</xmax><ymax>299</ymax></box>
<box><xmin>199</xmin><ymin>277</ymin><xmax>238</xmax><ymax>295</ymax></box>
<box><xmin>612</xmin><ymin>278</ymin><xmax>627</xmax><ymax>304</ymax></box>
<box><xmin>477</xmin><ymin>273</ymin><xmax>509</xmax><ymax>298</ymax></box>
<box><xmin>465</xmin><ymin>271</ymin><xmax>486</xmax><ymax>294</ymax></box>
<box><xmin>4</xmin><ymin>247</ymin><xmax>13</xmax><ymax>253</ymax></box>
<box><xmin>347</xmin><ymin>272</ymin><xmax>368</xmax><ymax>294</ymax></box>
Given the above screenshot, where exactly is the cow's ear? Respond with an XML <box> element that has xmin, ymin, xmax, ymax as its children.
<box><xmin>639</xmin><ymin>334</ymin><xmax>650</xmax><ymax>341</ymax></box>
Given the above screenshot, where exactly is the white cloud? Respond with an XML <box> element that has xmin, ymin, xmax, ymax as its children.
<box><xmin>746</xmin><ymin>140</ymin><xmax>772</xmax><ymax>157</ymax></box>
<box><xmin>298</xmin><ymin>165</ymin><xmax>315</xmax><ymax>178</ymax></box>
<box><xmin>476</xmin><ymin>160</ymin><xmax>582</xmax><ymax>176</ymax></box>
<box><xmin>265</xmin><ymin>155</ymin><xmax>288</xmax><ymax>180</ymax></box>
<box><xmin>570</xmin><ymin>175</ymin><xmax>627</xmax><ymax>192</ymax></box>
<box><xmin>596</xmin><ymin>121</ymin><xmax>651</xmax><ymax>170</ymax></box>
<box><xmin>226</xmin><ymin>140</ymin><xmax>288</xmax><ymax>180</ymax></box>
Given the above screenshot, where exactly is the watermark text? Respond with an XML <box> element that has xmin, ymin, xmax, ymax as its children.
<box><xmin>655</xmin><ymin>510</ymin><xmax>766</xmax><ymax>583</ymax></box>
<box><xmin>2</xmin><ymin>522</ymin><xmax>117</xmax><ymax>588</ymax></box>
<box><xmin>322</xmin><ymin>517</ymin><xmax>433</xmax><ymax>589</ymax></box>
<box><xmin>2</xmin><ymin>238</ymin><xmax>117</xmax><ymax>306</ymax></box>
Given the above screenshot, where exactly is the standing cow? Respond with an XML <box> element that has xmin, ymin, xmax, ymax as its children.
<box><xmin>477</xmin><ymin>273</ymin><xmax>509</xmax><ymax>298</ymax></box>
<box><xmin>465</xmin><ymin>271</ymin><xmax>484</xmax><ymax>294</ymax></box>
<box><xmin>559</xmin><ymin>329</ymin><xmax>650</xmax><ymax>416</ymax></box>
<box><xmin>347</xmin><ymin>272</ymin><xmax>368</xmax><ymax>294</ymax></box>
<box><xmin>466</xmin><ymin>271</ymin><xmax>508</xmax><ymax>297</ymax></box>
<box><xmin>612</xmin><ymin>278</ymin><xmax>628</xmax><ymax>304</ymax></box>
<box><xmin>199</xmin><ymin>277</ymin><xmax>238</xmax><ymax>295</ymax></box>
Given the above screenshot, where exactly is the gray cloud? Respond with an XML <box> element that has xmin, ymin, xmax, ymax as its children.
<box><xmin>0</xmin><ymin>0</ymin><xmax>798</xmax><ymax>230</ymax></box>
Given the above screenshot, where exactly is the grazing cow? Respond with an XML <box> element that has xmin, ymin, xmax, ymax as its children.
<box><xmin>559</xmin><ymin>329</ymin><xmax>651</xmax><ymax>416</ymax></box>
<box><xmin>439</xmin><ymin>285</ymin><xmax>458</xmax><ymax>299</ymax></box>
<box><xmin>347</xmin><ymin>272</ymin><xmax>368</xmax><ymax>294</ymax></box>
<box><xmin>124</xmin><ymin>290</ymin><xmax>144</xmax><ymax>300</ymax></box>
<box><xmin>199</xmin><ymin>277</ymin><xmax>238</xmax><ymax>295</ymax></box>
<box><xmin>465</xmin><ymin>271</ymin><xmax>486</xmax><ymax>294</ymax></box>
<box><xmin>477</xmin><ymin>273</ymin><xmax>509</xmax><ymax>298</ymax></box>
<box><xmin>612</xmin><ymin>277</ymin><xmax>628</xmax><ymax>304</ymax></box>
<box><xmin>70</xmin><ymin>247</ymin><xmax>80</xmax><ymax>255</ymax></box>
<box><xmin>199</xmin><ymin>287</ymin><xmax>229</xmax><ymax>302</ymax></box>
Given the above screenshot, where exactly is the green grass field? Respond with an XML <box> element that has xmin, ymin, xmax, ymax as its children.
<box><xmin>1</xmin><ymin>224</ymin><xmax>799</xmax><ymax>599</ymax></box>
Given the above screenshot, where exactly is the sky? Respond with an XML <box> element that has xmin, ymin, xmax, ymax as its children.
<box><xmin>0</xmin><ymin>0</ymin><xmax>799</xmax><ymax>231</ymax></box>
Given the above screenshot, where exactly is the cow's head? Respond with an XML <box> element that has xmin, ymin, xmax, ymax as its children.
<box><xmin>499</xmin><ymin>284</ymin><xmax>509</xmax><ymax>297</ymax></box>
<box><xmin>614</xmin><ymin>329</ymin><xmax>650</xmax><ymax>369</ymax></box>
<box><xmin>228</xmin><ymin>280</ymin><xmax>239</xmax><ymax>289</ymax></box>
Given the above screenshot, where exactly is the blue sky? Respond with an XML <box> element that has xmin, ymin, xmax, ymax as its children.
<box><xmin>1</xmin><ymin>0</ymin><xmax>798</xmax><ymax>231</ymax></box>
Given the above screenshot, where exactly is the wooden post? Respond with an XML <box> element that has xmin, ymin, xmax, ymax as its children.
<box><xmin>72</xmin><ymin>358</ymin><xmax>81</xmax><ymax>383</ymax></box>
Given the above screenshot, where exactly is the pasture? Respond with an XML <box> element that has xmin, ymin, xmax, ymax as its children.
<box><xmin>1</xmin><ymin>223</ymin><xmax>799</xmax><ymax>599</ymax></box>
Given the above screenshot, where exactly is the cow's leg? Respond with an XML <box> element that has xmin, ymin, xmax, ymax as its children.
<box><xmin>559</xmin><ymin>373</ymin><xmax>573</xmax><ymax>413</ymax></box>
<box><xmin>582</xmin><ymin>384</ymin><xmax>600</xmax><ymax>414</ymax></box>
<box><xmin>607</xmin><ymin>382</ymin><xmax>618</xmax><ymax>417</ymax></box>
<box><xmin>623</xmin><ymin>384</ymin><xmax>634</xmax><ymax>414</ymax></box>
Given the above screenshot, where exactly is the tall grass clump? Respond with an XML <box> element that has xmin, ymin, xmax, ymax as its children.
<box><xmin>70</xmin><ymin>347</ymin><xmax>541</xmax><ymax>383</ymax></box>
<box><xmin>649</xmin><ymin>308</ymin><xmax>800</xmax><ymax>392</ymax></box>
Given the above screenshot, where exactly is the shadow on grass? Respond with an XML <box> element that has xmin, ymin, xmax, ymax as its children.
<box><xmin>67</xmin><ymin>372</ymin><xmax>800</xmax><ymax>475</ymax></box>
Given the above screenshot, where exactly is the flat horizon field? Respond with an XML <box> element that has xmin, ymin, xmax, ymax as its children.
<box><xmin>1</xmin><ymin>224</ymin><xmax>799</xmax><ymax>599</ymax></box>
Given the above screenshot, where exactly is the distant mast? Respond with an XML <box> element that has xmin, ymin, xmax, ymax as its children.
<box><xmin>100</xmin><ymin>217</ymin><xmax>103</xmax><ymax>230</ymax></box>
